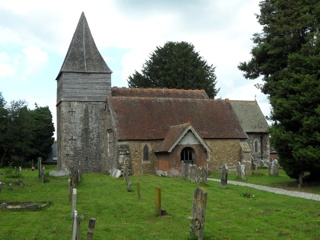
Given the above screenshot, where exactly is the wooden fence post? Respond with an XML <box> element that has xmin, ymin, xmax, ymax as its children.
<box><xmin>155</xmin><ymin>187</ymin><xmax>161</xmax><ymax>216</ymax></box>
<box><xmin>137</xmin><ymin>183</ymin><xmax>141</xmax><ymax>200</ymax></box>
<box><xmin>86</xmin><ymin>218</ymin><xmax>96</xmax><ymax>240</ymax></box>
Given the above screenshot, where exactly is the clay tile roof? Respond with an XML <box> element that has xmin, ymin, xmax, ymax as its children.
<box><xmin>155</xmin><ymin>123</ymin><xmax>191</xmax><ymax>152</ymax></box>
<box><xmin>107</xmin><ymin>96</ymin><xmax>247</xmax><ymax>140</ymax></box>
<box><xmin>230</xmin><ymin>100</ymin><xmax>269</xmax><ymax>133</ymax></box>
<box><xmin>111</xmin><ymin>87</ymin><xmax>209</xmax><ymax>99</ymax></box>
<box><xmin>56</xmin><ymin>12</ymin><xmax>112</xmax><ymax>79</ymax></box>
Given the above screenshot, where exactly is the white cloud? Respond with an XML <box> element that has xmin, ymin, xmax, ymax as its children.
<box><xmin>22</xmin><ymin>46</ymin><xmax>48</xmax><ymax>77</ymax></box>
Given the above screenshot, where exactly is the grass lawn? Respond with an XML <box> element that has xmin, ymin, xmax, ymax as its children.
<box><xmin>0</xmin><ymin>165</ymin><xmax>320</xmax><ymax>239</ymax></box>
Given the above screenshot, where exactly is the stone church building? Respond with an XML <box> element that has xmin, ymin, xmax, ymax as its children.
<box><xmin>56</xmin><ymin>13</ymin><xmax>269</xmax><ymax>175</ymax></box>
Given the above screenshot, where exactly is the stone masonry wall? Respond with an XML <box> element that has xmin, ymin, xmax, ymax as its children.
<box><xmin>57</xmin><ymin>101</ymin><xmax>107</xmax><ymax>173</ymax></box>
<box><xmin>118</xmin><ymin>140</ymin><xmax>162</xmax><ymax>175</ymax></box>
<box><xmin>205</xmin><ymin>139</ymin><xmax>242</xmax><ymax>171</ymax></box>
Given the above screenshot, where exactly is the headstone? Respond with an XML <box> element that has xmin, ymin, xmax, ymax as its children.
<box><xmin>243</xmin><ymin>161</ymin><xmax>252</xmax><ymax>175</ymax></box>
<box><xmin>127</xmin><ymin>181</ymin><xmax>132</xmax><ymax>192</ymax></box>
<box><xmin>50</xmin><ymin>169</ymin><xmax>71</xmax><ymax>177</ymax></box>
<box><xmin>201</xmin><ymin>167</ymin><xmax>208</xmax><ymax>185</ymax></box>
<box><xmin>1</xmin><ymin>202</ymin><xmax>7</xmax><ymax>209</ymax></box>
<box><xmin>86</xmin><ymin>218</ymin><xmax>96</xmax><ymax>240</ymax></box>
<box><xmin>187</xmin><ymin>164</ymin><xmax>192</xmax><ymax>181</ymax></box>
<box><xmin>269</xmin><ymin>159</ymin><xmax>279</xmax><ymax>176</ymax></box>
<box><xmin>19</xmin><ymin>166</ymin><xmax>22</xmax><ymax>171</ymax></box>
<box><xmin>180</xmin><ymin>161</ymin><xmax>186</xmax><ymax>178</ymax></box>
<box><xmin>241</xmin><ymin>164</ymin><xmax>246</xmax><ymax>180</ymax></box>
<box><xmin>190</xmin><ymin>187</ymin><xmax>207</xmax><ymax>240</ymax></box>
<box><xmin>220</xmin><ymin>164</ymin><xmax>228</xmax><ymax>187</ymax></box>
<box><xmin>195</xmin><ymin>167</ymin><xmax>202</xmax><ymax>184</ymax></box>
<box><xmin>236</xmin><ymin>161</ymin><xmax>246</xmax><ymax>180</ymax></box>
<box><xmin>41</xmin><ymin>166</ymin><xmax>45</xmax><ymax>183</ymax></box>
<box><xmin>9</xmin><ymin>183</ymin><xmax>12</xmax><ymax>190</ymax></box>
<box><xmin>111</xmin><ymin>169</ymin><xmax>121</xmax><ymax>178</ymax></box>
<box><xmin>0</xmin><ymin>182</ymin><xmax>2</xmax><ymax>192</ymax></box>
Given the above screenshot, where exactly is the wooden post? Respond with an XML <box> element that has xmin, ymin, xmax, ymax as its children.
<box><xmin>155</xmin><ymin>187</ymin><xmax>161</xmax><ymax>216</ymax></box>
<box><xmin>86</xmin><ymin>218</ymin><xmax>96</xmax><ymax>240</ymax></box>
<box><xmin>137</xmin><ymin>183</ymin><xmax>141</xmax><ymax>200</ymax></box>
<box><xmin>37</xmin><ymin>157</ymin><xmax>42</xmax><ymax>178</ymax></box>
<box><xmin>190</xmin><ymin>187</ymin><xmax>207</xmax><ymax>240</ymax></box>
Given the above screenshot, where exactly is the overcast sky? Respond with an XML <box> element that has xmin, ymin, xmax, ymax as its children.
<box><xmin>0</xmin><ymin>0</ymin><xmax>270</xmax><ymax>139</ymax></box>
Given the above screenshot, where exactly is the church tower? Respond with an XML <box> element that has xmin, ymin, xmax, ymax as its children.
<box><xmin>56</xmin><ymin>12</ymin><xmax>112</xmax><ymax>172</ymax></box>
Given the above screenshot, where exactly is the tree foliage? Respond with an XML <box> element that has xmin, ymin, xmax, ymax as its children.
<box><xmin>128</xmin><ymin>41</ymin><xmax>219</xmax><ymax>98</ymax></box>
<box><xmin>239</xmin><ymin>0</ymin><xmax>320</xmax><ymax>179</ymax></box>
<box><xmin>0</xmin><ymin>93</ymin><xmax>55</xmax><ymax>167</ymax></box>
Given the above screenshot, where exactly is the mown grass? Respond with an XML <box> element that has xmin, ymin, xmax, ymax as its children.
<box><xmin>209</xmin><ymin>168</ymin><xmax>320</xmax><ymax>194</ymax></box>
<box><xmin>0</xmin><ymin>165</ymin><xmax>320</xmax><ymax>239</ymax></box>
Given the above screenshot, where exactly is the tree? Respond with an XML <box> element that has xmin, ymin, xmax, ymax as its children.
<box><xmin>27</xmin><ymin>105</ymin><xmax>55</xmax><ymax>161</ymax></box>
<box><xmin>128</xmin><ymin>41</ymin><xmax>219</xmax><ymax>98</ymax></box>
<box><xmin>0</xmin><ymin>96</ymin><xmax>55</xmax><ymax>167</ymax></box>
<box><xmin>0</xmin><ymin>93</ymin><xmax>8</xmax><ymax>167</ymax></box>
<box><xmin>238</xmin><ymin>0</ymin><xmax>320</xmax><ymax>179</ymax></box>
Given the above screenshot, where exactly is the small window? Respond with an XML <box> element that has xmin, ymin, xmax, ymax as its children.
<box><xmin>143</xmin><ymin>144</ymin><xmax>149</xmax><ymax>161</ymax></box>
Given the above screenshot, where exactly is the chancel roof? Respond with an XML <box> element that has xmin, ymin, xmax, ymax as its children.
<box><xmin>107</xmin><ymin>89</ymin><xmax>247</xmax><ymax>141</ymax></box>
<box><xmin>56</xmin><ymin>12</ymin><xmax>111</xmax><ymax>79</ymax></box>
<box><xmin>230</xmin><ymin>100</ymin><xmax>269</xmax><ymax>133</ymax></box>
<box><xmin>112</xmin><ymin>87</ymin><xmax>209</xmax><ymax>99</ymax></box>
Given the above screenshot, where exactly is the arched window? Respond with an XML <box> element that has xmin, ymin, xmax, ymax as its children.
<box><xmin>143</xmin><ymin>144</ymin><xmax>149</xmax><ymax>161</ymax></box>
<box><xmin>181</xmin><ymin>147</ymin><xmax>195</xmax><ymax>164</ymax></box>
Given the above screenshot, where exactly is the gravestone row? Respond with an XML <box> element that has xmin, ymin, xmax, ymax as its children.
<box><xmin>181</xmin><ymin>162</ymin><xmax>208</xmax><ymax>185</ymax></box>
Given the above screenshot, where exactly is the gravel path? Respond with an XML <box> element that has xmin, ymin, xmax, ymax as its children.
<box><xmin>207</xmin><ymin>178</ymin><xmax>320</xmax><ymax>201</ymax></box>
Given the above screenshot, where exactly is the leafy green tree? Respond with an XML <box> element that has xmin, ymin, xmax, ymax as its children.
<box><xmin>239</xmin><ymin>0</ymin><xmax>320</xmax><ymax>179</ymax></box>
<box><xmin>128</xmin><ymin>41</ymin><xmax>219</xmax><ymax>98</ymax></box>
<box><xmin>2</xmin><ymin>99</ymin><xmax>33</xmax><ymax>166</ymax></box>
<box><xmin>0</xmin><ymin>93</ymin><xmax>8</xmax><ymax>167</ymax></box>
<box><xmin>27</xmin><ymin>105</ymin><xmax>55</xmax><ymax>161</ymax></box>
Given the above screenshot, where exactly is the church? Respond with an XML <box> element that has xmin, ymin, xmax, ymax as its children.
<box><xmin>56</xmin><ymin>13</ymin><xmax>269</xmax><ymax>175</ymax></box>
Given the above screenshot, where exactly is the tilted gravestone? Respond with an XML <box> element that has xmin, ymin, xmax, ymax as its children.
<box><xmin>190</xmin><ymin>187</ymin><xmax>207</xmax><ymax>240</ymax></box>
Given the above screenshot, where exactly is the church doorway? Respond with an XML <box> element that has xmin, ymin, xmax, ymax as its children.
<box><xmin>181</xmin><ymin>147</ymin><xmax>195</xmax><ymax>164</ymax></box>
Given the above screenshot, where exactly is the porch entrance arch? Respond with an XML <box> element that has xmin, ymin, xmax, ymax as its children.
<box><xmin>181</xmin><ymin>147</ymin><xmax>195</xmax><ymax>164</ymax></box>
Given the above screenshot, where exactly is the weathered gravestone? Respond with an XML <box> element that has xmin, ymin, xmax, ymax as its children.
<box><xmin>86</xmin><ymin>218</ymin><xmax>96</xmax><ymax>240</ymax></box>
<box><xmin>236</xmin><ymin>161</ymin><xmax>246</xmax><ymax>180</ymax></box>
<box><xmin>181</xmin><ymin>161</ymin><xmax>186</xmax><ymax>178</ymax></box>
<box><xmin>220</xmin><ymin>164</ymin><xmax>228</xmax><ymax>187</ymax></box>
<box><xmin>190</xmin><ymin>187</ymin><xmax>207</xmax><ymax>240</ymax></box>
<box><xmin>201</xmin><ymin>167</ymin><xmax>208</xmax><ymax>186</ymax></box>
<box><xmin>269</xmin><ymin>159</ymin><xmax>279</xmax><ymax>176</ymax></box>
